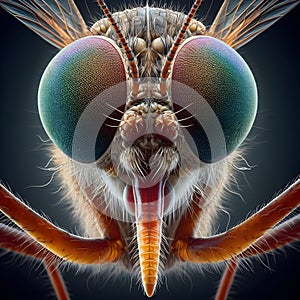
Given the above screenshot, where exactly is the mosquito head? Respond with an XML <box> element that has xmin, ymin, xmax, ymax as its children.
<box><xmin>38</xmin><ymin>0</ymin><xmax>257</xmax><ymax>166</ymax></box>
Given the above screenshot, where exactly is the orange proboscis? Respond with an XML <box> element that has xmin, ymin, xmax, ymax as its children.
<box><xmin>137</xmin><ymin>220</ymin><xmax>162</xmax><ymax>297</ymax></box>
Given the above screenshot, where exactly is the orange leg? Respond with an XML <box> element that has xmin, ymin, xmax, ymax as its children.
<box><xmin>214</xmin><ymin>214</ymin><xmax>300</xmax><ymax>300</ymax></box>
<box><xmin>0</xmin><ymin>184</ymin><xmax>124</xmax><ymax>264</ymax></box>
<box><xmin>242</xmin><ymin>213</ymin><xmax>300</xmax><ymax>258</ymax></box>
<box><xmin>44</xmin><ymin>258</ymin><xmax>70</xmax><ymax>300</ymax></box>
<box><xmin>0</xmin><ymin>223</ymin><xmax>69</xmax><ymax>299</ymax></box>
<box><xmin>172</xmin><ymin>179</ymin><xmax>300</xmax><ymax>263</ymax></box>
<box><xmin>173</xmin><ymin>192</ymin><xmax>204</xmax><ymax>240</ymax></box>
<box><xmin>215</xmin><ymin>258</ymin><xmax>239</xmax><ymax>300</ymax></box>
<box><xmin>0</xmin><ymin>223</ymin><xmax>57</xmax><ymax>260</ymax></box>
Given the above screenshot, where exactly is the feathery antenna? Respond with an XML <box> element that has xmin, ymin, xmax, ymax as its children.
<box><xmin>97</xmin><ymin>0</ymin><xmax>139</xmax><ymax>95</ymax></box>
<box><xmin>160</xmin><ymin>0</ymin><xmax>203</xmax><ymax>95</ymax></box>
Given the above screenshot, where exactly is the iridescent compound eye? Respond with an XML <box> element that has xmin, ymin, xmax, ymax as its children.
<box><xmin>38</xmin><ymin>36</ymin><xmax>127</xmax><ymax>163</ymax></box>
<box><xmin>172</xmin><ymin>36</ymin><xmax>257</xmax><ymax>163</ymax></box>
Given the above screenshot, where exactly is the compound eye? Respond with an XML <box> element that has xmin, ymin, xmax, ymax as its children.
<box><xmin>38</xmin><ymin>36</ymin><xmax>127</xmax><ymax>163</ymax></box>
<box><xmin>171</xmin><ymin>36</ymin><xmax>257</xmax><ymax>163</ymax></box>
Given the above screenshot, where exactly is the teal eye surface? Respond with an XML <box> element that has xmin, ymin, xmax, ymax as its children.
<box><xmin>171</xmin><ymin>36</ymin><xmax>257</xmax><ymax>163</ymax></box>
<box><xmin>38</xmin><ymin>36</ymin><xmax>127</xmax><ymax>163</ymax></box>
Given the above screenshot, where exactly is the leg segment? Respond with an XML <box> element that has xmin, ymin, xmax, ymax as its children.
<box><xmin>242</xmin><ymin>213</ymin><xmax>300</xmax><ymax>258</ymax></box>
<box><xmin>214</xmin><ymin>214</ymin><xmax>300</xmax><ymax>300</ymax></box>
<box><xmin>215</xmin><ymin>258</ymin><xmax>239</xmax><ymax>300</ymax></box>
<box><xmin>44</xmin><ymin>258</ymin><xmax>70</xmax><ymax>300</ymax></box>
<box><xmin>0</xmin><ymin>223</ymin><xmax>53</xmax><ymax>259</ymax></box>
<box><xmin>172</xmin><ymin>179</ymin><xmax>300</xmax><ymax>263</ymax></box>
<box><xmin>214</xmin><ymin>209</ymin><xmax>300</xmax><ymax>300</ymax></box>
<box><xmin>174</xmin><ymin>192</ymin><xmax>205</xmax><ymax>240</ymax></box>
<box><xmin>0</xmin><ymin>223</ymin><xmax>69</xmax><ymax>300</ymax></box>
<box><xmin>0</xmin><ymin>184</ymin><xmax>124</xmax><ymax>264</ymax></box>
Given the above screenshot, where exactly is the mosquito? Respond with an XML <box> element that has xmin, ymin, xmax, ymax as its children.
<box><xmin>0</xmin><ymin>0</ymin><xmax>299</xmax><ymax>299</ymax></box>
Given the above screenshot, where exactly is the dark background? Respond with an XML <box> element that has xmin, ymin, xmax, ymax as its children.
<box><xmin>0</xmin><ymin>0</ymin><xmax>299</xmax><ymax>299</ymax></box>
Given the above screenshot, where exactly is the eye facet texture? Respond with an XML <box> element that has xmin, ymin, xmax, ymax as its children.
<box><xmin>172</xmin><ymin>36</ymin><xmax>257</xmax><ymax>163</ymax></box>
<box><xmin>38</xmin><ymin>36</ymin><xmax>126</xmax><ymax>163</ymax></box>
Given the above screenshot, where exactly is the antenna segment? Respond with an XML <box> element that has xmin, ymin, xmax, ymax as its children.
<box><xmin>160</xmin><ymin>0</ymin><xmax>203</xmax><ymax>95</ymax></box>
<box><xmin>97</xmin><ymin>0</ymin><xmax>139</xmax><ymax>95</ymax></box>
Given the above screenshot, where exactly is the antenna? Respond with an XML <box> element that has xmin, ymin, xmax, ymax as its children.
<box><xmin>160</xmin><ymin>0</ymin><xmax>203</xmax><ymax>95</ymax></box>
<box><xmin>97</xmin><ymin>0</ymin><xmax>139</xmax><ymax>95</ymax></box>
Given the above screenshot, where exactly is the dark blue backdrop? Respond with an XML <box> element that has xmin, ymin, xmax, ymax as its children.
<box><xmin>0</xmin><ymin>1</ymin><xmax>299</xmax><ymax>299</ymax></box>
